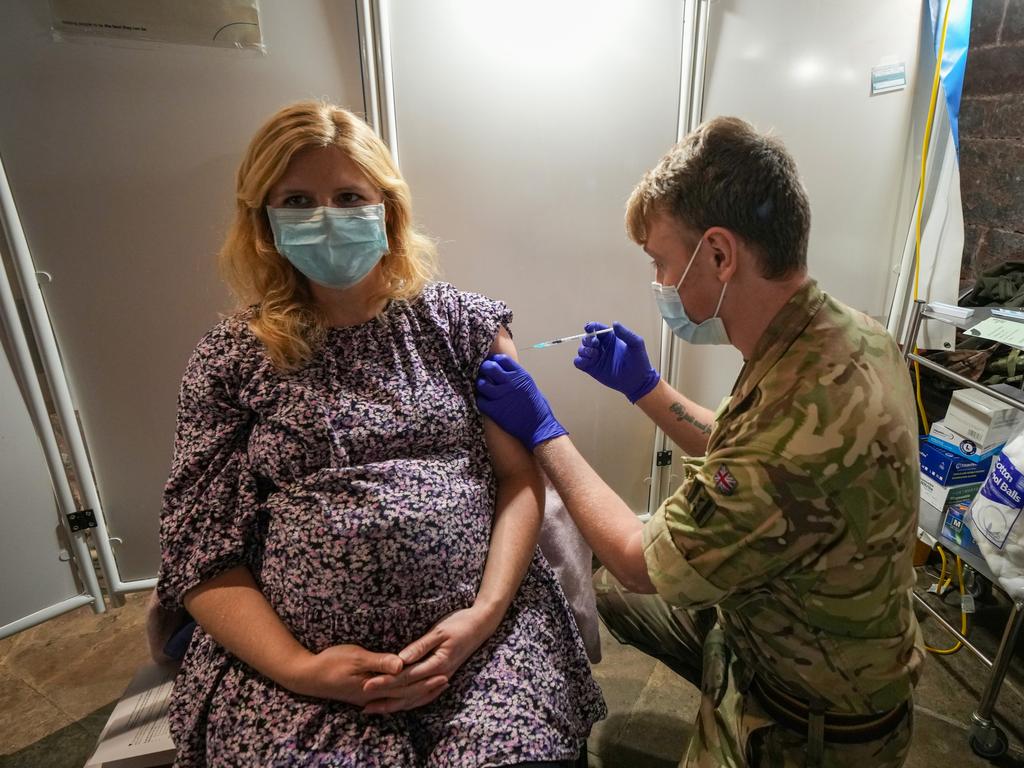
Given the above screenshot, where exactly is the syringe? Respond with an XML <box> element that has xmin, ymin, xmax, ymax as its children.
<box><xmin>528</xmin><ymin>327</ymin><xmax>614</xmax><ymax>350</ymax></box>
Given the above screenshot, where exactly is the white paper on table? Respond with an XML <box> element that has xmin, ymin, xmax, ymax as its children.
<box><xmin>85</xmin><ymin>661</ymin><xmax>177</xmax><ymax>768</ymax></box>
<box><xmin>964</xmin><ymin>318</ymin><xmax>1024</xmax><ymax>350</ymax></box>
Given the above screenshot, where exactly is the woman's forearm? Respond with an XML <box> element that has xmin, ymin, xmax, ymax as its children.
<box><xmin>183</xmin><ymin>565</ymin><xmax>312</xmax><ymax>689</ymax></box>
<box><xmin>472</xmin><ymin>327</ymin><xmax>546</xmax><ymax>628</ymax></box>
<box><xmin>535</xmin><ymin>436</ymin><xmax>655</xmax><ymax>594</ymax></box>
<box><xmin>473</xmin><ymin>463</ymin><xmax>544</xmax><ymax>628</ymax></box>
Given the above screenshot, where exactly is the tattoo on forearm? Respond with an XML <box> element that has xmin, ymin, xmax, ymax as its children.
<box><xmin>669</xmin><ymin>402</ymin><xmax>712</xmax><ymax>434</ymax></box>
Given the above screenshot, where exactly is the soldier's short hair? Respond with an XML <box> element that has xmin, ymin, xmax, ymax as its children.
<box><xmin>626</xmin><ymin>117</ymin><xmax>810</xmax><ymax>280</ymax></box>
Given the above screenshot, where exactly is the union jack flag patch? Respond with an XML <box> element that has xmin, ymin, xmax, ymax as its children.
<box><xmin>713</xmin><ymin>465</ymin><xmax>738</xmax><ymax>496</ymax></box>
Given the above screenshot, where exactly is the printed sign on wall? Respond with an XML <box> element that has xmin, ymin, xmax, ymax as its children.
<box><xmin>49</xmin><ymin>0</ymin><xmax>262</xmax><ymax>50</ymax></box>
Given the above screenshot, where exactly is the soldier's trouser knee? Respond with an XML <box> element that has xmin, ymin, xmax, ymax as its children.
<box><xmin>594</xmin><ymin>567</ymin><xmax>914</xmax><ymax>768</ymax></box>
<box><xmin>593</xmin><ymin>566</ymin><xmax>715</xmax><ymax>688</ymax></box>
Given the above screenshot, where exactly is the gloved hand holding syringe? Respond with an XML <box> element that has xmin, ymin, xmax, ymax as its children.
<box><xmin>477</xmin><ymin>321</ymin><xmax>662</xmax><ymax>451</ymax></box>
<box><xmin>522</xmin><ymin>322</ymin><xmax>661</xmax><ymax>405</ymax></box>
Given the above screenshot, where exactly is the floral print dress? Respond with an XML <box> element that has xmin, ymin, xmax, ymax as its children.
<box><xmin>157</xmin><ymin>282</ymin><xmax>605</xmax><ymax>767</ymax></box>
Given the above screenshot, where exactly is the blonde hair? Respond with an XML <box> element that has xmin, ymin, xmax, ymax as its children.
<box><xmin>219</xmin><ymin>100</ymin><xmax>438</xmax><ymax>370</ymax></box>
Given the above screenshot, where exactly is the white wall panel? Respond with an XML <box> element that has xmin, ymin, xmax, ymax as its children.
<box><xmin>388</xmin><ymin>0</ymin><xmax>685</xmax><ymax>512</ymax></box>
<box><xmin>675</xmin><ymin>0</ymin><xmax>927</xmax><ymax>412</ymax></box>
<box><xmin>0</xmin><ymin>0</ymin><xmax>366</xmax><ymax>581</ymax></box>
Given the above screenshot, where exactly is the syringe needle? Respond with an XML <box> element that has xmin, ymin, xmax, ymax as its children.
<box><xmin>529</xmin><ymin>327</ymin><xmax>614</xmax><ymax>349</ymax></box>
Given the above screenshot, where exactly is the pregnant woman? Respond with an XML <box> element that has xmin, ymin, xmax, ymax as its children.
<box><xmin>157</xmin><ymin>100</ymin><xmax>604</xmax><ymax>767</ymax></box>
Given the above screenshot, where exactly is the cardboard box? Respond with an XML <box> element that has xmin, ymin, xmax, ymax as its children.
<box><xmin>940</xmin><ymin>502</ymin><xmax>983</xmax><ymax>557</ymax></box>
<box><xmin>919</xmin><ymin>437</ymin><xmax>993</xmax><ymax>486</ymax></box>
<box><xmin>944</xmin><ymin>387</ymin><xmax>1024</xmax><ymax>446</ymax></box>
<box><xmin>928</xmin><ymin>420</ymin><xmax>1003</xmax><ymax>459</ymax></box>
<box><xmin>920</xmin><ymin>473</ymin><xmax>981</xmax><ymax>510</ymax></box>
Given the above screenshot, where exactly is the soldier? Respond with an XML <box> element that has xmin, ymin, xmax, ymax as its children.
<box><xmin>475</xmin><ymin>116</ymin><xmax>925</xmax><ymax>767</ymax></box>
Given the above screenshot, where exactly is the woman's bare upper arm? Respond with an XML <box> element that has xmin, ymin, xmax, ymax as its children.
<box><xmin>488</xmin><ymin>325</ymin><xmax>517</xmax><ymax>361</ymax></box>
<box><xmin>480</xmin><ymin>326</ymin><xmax>534</xmax><ymax>479</ymax></box>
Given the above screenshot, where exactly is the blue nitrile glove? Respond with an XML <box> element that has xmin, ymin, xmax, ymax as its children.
<box><xmin>164</xmin><ymin>619</ymin><xmax>197</xmax><ymax>661</ymax></box>
<box><xmin>476</xmin><ymin>354</ymin><xmax>568</xmax><ymax>450</ymax></box>
<box><xmin>573</xmin><ymin>321</ymin><xmax>660</xmax><ymax>403</ymax></box>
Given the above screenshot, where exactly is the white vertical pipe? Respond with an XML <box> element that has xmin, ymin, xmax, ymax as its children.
<box><xmin>0</xmin><ymin>153</ymin><xmax>154</xmax><ymax>595</ymax></box>
<box><xmin>373</xmin><ymin>0</ymin><xmax>400</xmax><ymax>166</ymax></box>
<box><xmin>689</xmin><ymin>0</ymin><xmax>710</xmax><ymax>131</ymax></box>
<box><xmin>886</xmin><ymin>198</ymin><xmax>920</xmax><ymax>341</ymax></box>
<box><xmin>648</xmin><ymin>0</ymin><xmax>710</xmax><ymax>516</ymax></box>
<box><xmin>357</xmin><ymin>0</ymin><xmax>382</xmax><ymax>135</ymax></box>
<box><xmin>0</xmin><ymin>153</ymin><xmax>105</xmax><ymax>613</ymax></box>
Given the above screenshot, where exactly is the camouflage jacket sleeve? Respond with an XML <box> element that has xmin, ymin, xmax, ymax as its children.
<box><xmin>643</xmin><ymin>442</ymin><xmax>844</xmax><ymax>608</ymax></box>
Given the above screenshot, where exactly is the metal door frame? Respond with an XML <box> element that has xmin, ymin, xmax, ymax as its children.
<box><xmin>0</xmin><ymin>151</ymin><xmax>106</xmax><ymax>638</ymax></box>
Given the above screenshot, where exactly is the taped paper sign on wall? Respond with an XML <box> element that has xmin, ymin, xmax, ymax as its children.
<box><xmin>49</xmin><ymin>0</ymin><xmax>262</xmax><ymax>50</ymax></box>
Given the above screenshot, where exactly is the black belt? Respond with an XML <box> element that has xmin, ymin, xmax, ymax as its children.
<box><xmin>750</xmin><ymin>675</ymin><xmax>909</xmax><ymax>745</ymax></box>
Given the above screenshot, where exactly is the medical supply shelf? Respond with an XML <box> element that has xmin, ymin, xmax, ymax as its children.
<box><xmin>903</xmin><ymin>300</ymin><xmax>1024</xmax><ymax>761</ymax></box>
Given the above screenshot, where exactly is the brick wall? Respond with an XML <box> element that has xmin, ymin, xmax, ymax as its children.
<box><xmin>959</xmin><ymin>0</ymin><xmax>1024</xmax><ymax>283</ymax></box>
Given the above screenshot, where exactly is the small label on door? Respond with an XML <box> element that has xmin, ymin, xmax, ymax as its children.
<box><xmin>871</xmin><ymin>62</ymin><xmax>907</xmax><ymax>95</ymax></box>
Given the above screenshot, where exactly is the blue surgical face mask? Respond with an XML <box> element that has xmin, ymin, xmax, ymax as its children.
<box><xmin>266</xmin><ymin>203</ymin><xmax>388</xmax><ymax>289</ymax></box>
<box><xmin>651</xmin><ymin>235</ymin><xmax>730</xmax><ymax>345</ymax></box>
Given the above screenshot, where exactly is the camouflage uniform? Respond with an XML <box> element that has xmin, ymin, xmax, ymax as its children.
<box><xmin>597</xmin><ymin>280</ymin><xmax>925</xmax><ymax>767</ymax></box>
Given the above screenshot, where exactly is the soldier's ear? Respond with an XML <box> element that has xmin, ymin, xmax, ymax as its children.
<box><xmin>705</xmin><ymin>227</ymin><xmax>738</xmax><ymax>283</ymax></box>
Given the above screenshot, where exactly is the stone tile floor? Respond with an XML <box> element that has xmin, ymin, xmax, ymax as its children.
<box><xmin>2</xmin><ymin>569</ymin><xmax>1022</xmax><ymax>767</ymax></box>
<box><xmin>0</xmin><ymin>592</ymin><xmax>151</xmax><ymax>768</ymax></box>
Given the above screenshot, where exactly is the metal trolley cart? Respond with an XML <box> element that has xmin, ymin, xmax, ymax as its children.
<box><xmin>902</xmin><ymin>299</ymin><xmax>1024</xmax><ymax>760</ymax></box>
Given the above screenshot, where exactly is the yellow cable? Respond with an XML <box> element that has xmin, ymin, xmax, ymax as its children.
<box><xmin>925</xmin><ymin>547</ymin><xmax>968</xmax><ymax>654</ymax></box>
<box><xmin>934</xmin><ymin>544</ymin><xmax>953</xmax><ymax>599</ymax></box>
<box><xmin>912</xmin><ymin>0</ymin><xmax>953</xmax><ymax>434</ymax></box>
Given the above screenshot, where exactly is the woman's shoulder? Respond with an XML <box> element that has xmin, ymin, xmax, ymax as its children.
<box><xmin>411</xmin><ymin>283</ymin><xmax>513</xmax><ymax>365</ymax></box>
<box><xmin>416</xmin><ymin>281</ymin><xmax>511</xmax><ymax>321</ymax></box>
<box><xmin>418</xmin><ymin>280</ymin><xmax>462</xmax><ymax>306</ymax></box>
<box><xmin>195</xmin><ymin>307</ymin><xmax>258</xmax><ymax>351</ymax></box>
<box><xmin>188</xmin><ymin>307</ymin><xmax>262</xmax><ymax>378</ymax></box>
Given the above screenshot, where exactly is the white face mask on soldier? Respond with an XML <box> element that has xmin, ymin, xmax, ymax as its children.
<box><xmin>651</xmin><ymin>234</ymin><xmax>729</xmax><ymax>345</ymax></box>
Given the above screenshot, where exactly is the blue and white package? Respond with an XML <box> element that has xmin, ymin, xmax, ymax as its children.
<box><xmin>920</xmin><ymin>437</ymin><xmax>993</xmax><ymax>486</ymax></box>
<box><xmin>942</xmin><ymin>503</ymin><xmax>982</xmax><ymax>557</ymax></box>
<box><xmin>969</xmin><ymin>430</ymin><xmax>1024</xmax><ymax>600</ymax></box>
<box><xmin>928</xmin><ymin>420</ymin><xmax>1003</xmax><ymax>460</ymax></box>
